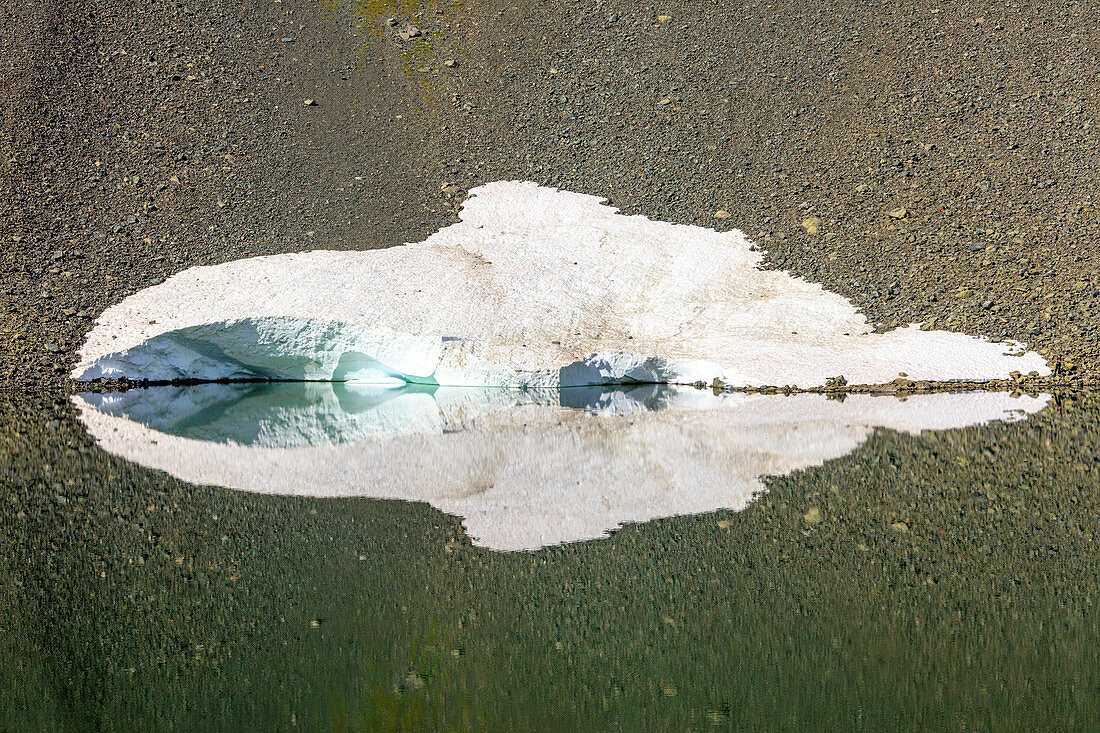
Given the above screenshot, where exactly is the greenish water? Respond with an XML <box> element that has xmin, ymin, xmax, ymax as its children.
<box><xmin>1</xmin><ymin>388</ymin><xmax>1098</xmax><ymax>730</ymax></box>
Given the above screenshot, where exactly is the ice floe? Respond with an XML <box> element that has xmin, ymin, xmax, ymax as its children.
<box><xmin>72</xmin><ymin>181</ymin><xmax>1049</xmax><ymax>387</ymax></box>
<box><xmin>74</xmin><ymin>384</ymin><xmax>1049</xmax><ymax>551</ymax></box>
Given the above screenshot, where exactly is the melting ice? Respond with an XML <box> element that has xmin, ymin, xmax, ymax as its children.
<box><xmin>72</xmin><ymin>182</ymin><xmax>1049</xmax><ymax>388</ymax></box>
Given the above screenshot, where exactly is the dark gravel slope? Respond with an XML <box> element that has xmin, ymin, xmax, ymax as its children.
<box><xmin>4</xmin><ymin>0</ymin><xmax>1100</xmax><ymax>388</ymax></box>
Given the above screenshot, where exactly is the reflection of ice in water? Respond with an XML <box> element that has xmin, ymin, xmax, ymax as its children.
<box><xmin>74</xmin><ymin>384</ymin><xmax>1049</xmax><ymax>552</ymax></box>
<box><xmin>78</xmin><ymin>382</ymin><xmax>688</xmax><ymax>448</ymax></box>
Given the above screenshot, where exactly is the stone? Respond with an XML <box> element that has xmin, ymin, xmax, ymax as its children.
<box><xmin>801</xmin><ymin>217</ymin><xmax>821</xmax><ymax>235</ymax></box>
<box><xmin>887</xmin><ymin>207</ymin><xmax>909</xmax><ymax>220</ymax></box>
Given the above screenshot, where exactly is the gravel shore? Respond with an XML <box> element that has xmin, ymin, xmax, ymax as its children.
<box><xmin>4</xmin><ymin>0</ymin><xmax>1100</xmax><ymax>389</ymax></box>
<box><xmin>5</xmin><ymin>3</ymin><xmax>1100</xmax><ymax>724</ymax></box>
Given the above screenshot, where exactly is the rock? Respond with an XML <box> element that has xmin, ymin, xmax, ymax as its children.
<box><xmin>443</xmin><ymin>59</ymin><xmax>456</xmax><ymax>68</ymax></box>
<box><xmin>887</xmin><ymin>207</ymin><xmax>909</xmax><ymax>220</ymax></box>
<box><xmin>44</xmin><ymin>343</ymin><xmax>60</xmax><ymax>353</ymax></box>
<box><xmin>715</xmin><ymin>209</ymin><xmax>732</xmax><ymax>219</ymax></box>
<box><xmin>803</xmin><ymin>507</ymin><xmax>822</xmax><ymax>524</ymax></box>
<box><xmin>397</xmin><ymin>25</ymin><xmax>421</xmax><ymax>40</ymax></box>
<box><xmin>51</xmin><ymin>250</ymin><xmax>64</xmax><ymax>260</ymax></box>
<box><xmin>890</xmin><ymin>521</ymin><xmax>909</xmax><ymax>533</ymax></box>
<box><xmin>303</xmin><ymin>98</ymin><xmax>316</xmax><ymax>106</ymax></box>
<box><xmin>280</xmin><ymin>37</ymin><xmax>295</xmax><ymax>43</ymax></box>
<box><xmin>801</xmin><ymin>217</ymin><xmax>821</xmax><ymax>235</ymax></box>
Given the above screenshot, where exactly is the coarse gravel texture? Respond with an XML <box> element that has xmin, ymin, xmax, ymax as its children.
<box><xmin>4</xmin><ymin>390</ymin><xmax>1100</xmax><ymax>728</ymax></box>
<box><xmin>5</xmin><ymin>0</ymin><xmax>1100</xmax><ymax>727</ymax></box>
<box><xmin>4</xmin><ymin>0</ymin><xmax>1100</xmax><ymax>389</ymax></box>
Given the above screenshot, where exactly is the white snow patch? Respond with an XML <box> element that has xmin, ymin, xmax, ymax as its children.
<box><xmin>72</xmin><ymin>181</ymin><xmax>1050</xmax><ymax>387</ymax></box>
<box><xmin>73</xmin><ymin>385</ymin><xmax>1049</xmax><ymax>552</ymax></box>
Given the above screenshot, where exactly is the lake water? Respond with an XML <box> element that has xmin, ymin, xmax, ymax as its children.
<box><xmin>2</xmin><ymin>385</ymin><xmax>1097</xmax><ymax>729</ymax></box>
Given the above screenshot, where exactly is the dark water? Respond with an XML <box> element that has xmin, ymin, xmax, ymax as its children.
<box><xmin>2</xmin><ymin>387</ymin><xmax>1098</xmax><ymax>730</ymax></box>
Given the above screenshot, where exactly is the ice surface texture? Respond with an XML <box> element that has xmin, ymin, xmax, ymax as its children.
<box><xmin>75</xmin><ymin>385</ymin><xmax>1048</xmax><ymax>551</ymax></box>
<box><xmin>72</xmin><ymin>182</ymin><xmax>1049</xmax><ymax>387</ymax></box>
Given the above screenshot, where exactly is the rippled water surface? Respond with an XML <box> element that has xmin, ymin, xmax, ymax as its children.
<box><xmin>2</xmin><ymin>386</ymin><xmax>1098</xmax><ymax>729</ymax></box>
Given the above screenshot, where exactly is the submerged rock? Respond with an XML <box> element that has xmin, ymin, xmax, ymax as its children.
<box><xmin>72</xmin><ymin>181</ymin><xmax>1050</xmax><ymax>387</ymax></box>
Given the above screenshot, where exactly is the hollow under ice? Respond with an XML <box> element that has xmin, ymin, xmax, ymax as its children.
<box><xmin>72</xmin><ymin>181</ymin><xmax>1049</xmax><ymax>387</ymax></box>
<box><xmin>74</xmin><ymin>384</ymin><xmax>1048</xmax><ymax>551</ymax></box>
